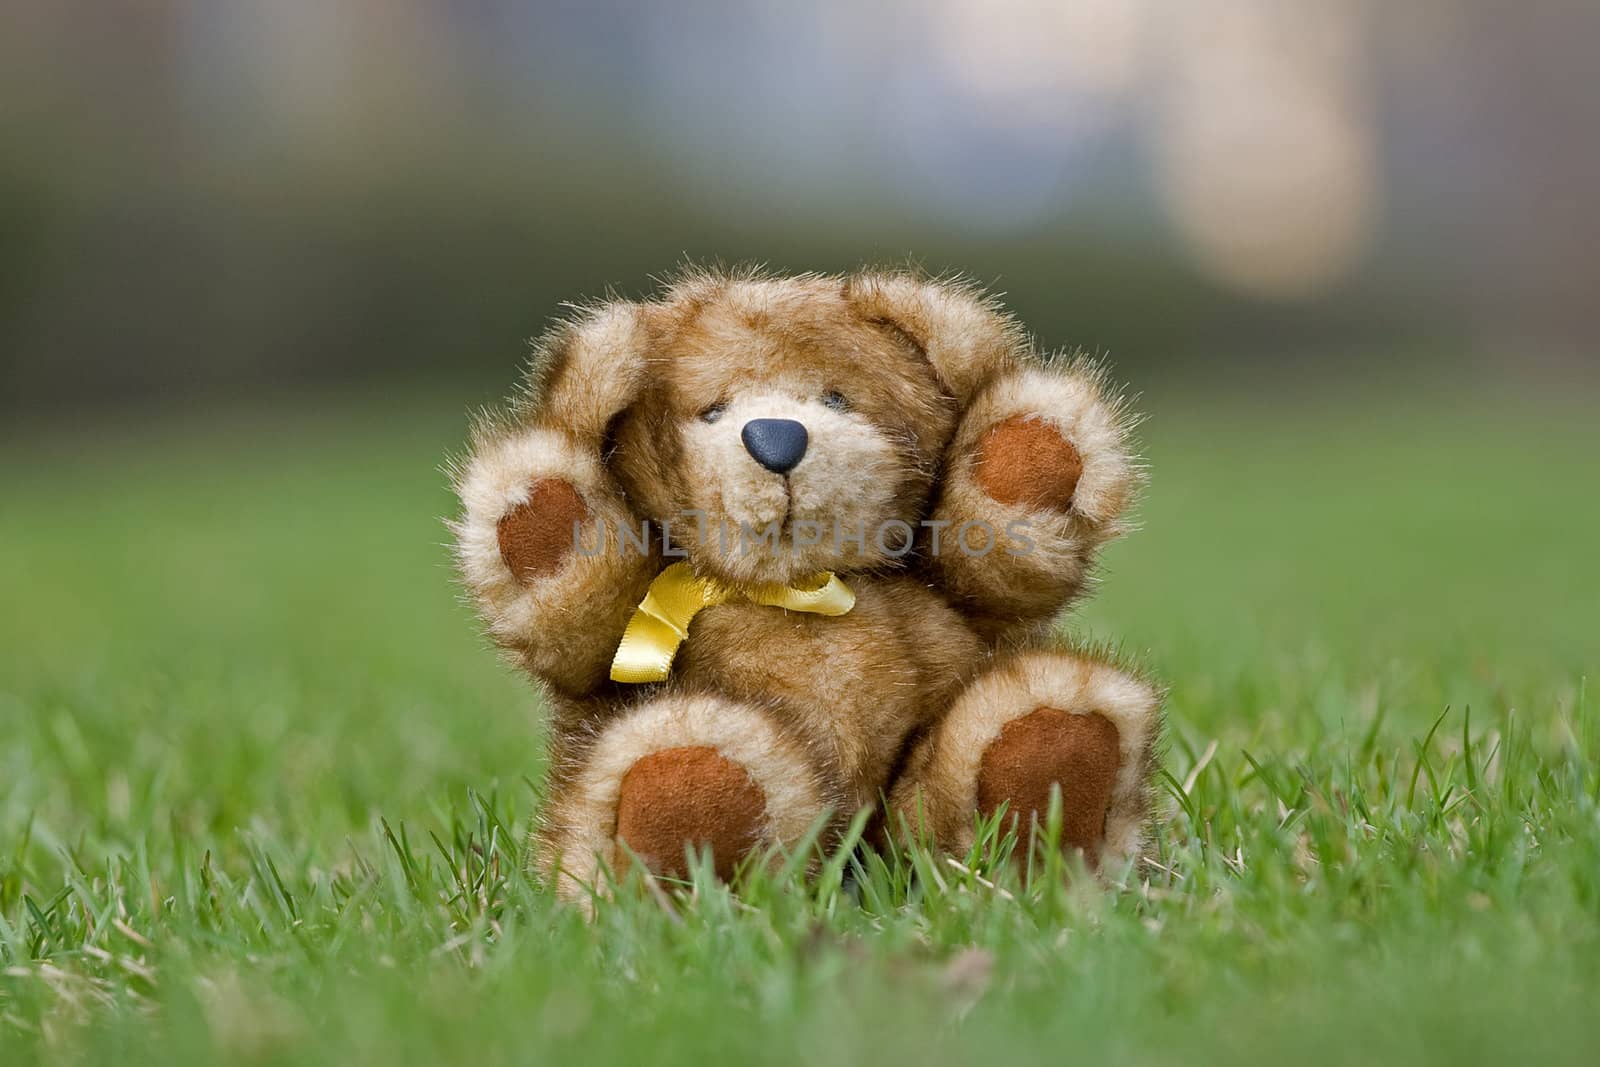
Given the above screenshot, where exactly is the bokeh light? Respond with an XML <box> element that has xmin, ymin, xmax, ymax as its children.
<box><xmin>1151</xmin><ymin>0</ymin><xmax>1378</xmax><ymax>299</ymax></box>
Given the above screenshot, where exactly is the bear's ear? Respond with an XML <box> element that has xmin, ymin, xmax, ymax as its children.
<box><xmin>844</xmin><ymin>273</ymin><xmax>1030</xmax><ymax>405</ymax></box>
<box><xmin>515</xmin><ymin>299</ymin><xmax>652</xmax><ymax>445</ymax></box>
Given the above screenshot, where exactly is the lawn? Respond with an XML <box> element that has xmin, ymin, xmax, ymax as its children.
<box><xmin>2</xmin><ymin>380</ymin><xmax>1596</xmax><ymax>1065</ymax></box>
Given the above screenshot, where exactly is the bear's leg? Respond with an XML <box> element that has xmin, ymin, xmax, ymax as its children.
<box><xmin>539</xmin><ymin>693</ymin><xmax>842</xmax><ymax>901</ymax></box>
<box><xmin>886</xmin><ymin>648</ymin><xmax>1162</xmax><ymax>871</ymax></box>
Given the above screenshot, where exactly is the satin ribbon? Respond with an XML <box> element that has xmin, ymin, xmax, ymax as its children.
<box><xmin>609</xmin><ymin>561</ymin><xmax>856</xmax><ymax>683</ymax></box>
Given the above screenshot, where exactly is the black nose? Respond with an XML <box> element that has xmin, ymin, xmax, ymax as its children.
<box><xmin>741</xmin><ymin>418</ymin><xmax>809</xmax><ymax>474</ymax></box>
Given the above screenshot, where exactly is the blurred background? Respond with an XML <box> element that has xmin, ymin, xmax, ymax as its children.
<box><xmin>4</xmin><ymin>11</ymin><xmax>1598</xmax><ymax>1059</ymax></box>
<box><xmin>3</xmin><ymin>0</ymin><xmax>1598</xmax><ymax>419</ymax></box>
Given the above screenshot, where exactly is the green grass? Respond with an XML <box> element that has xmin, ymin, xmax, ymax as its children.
<box><xmin>1</xmin><ymin>383</ymin><xmax>1597</xmax><ymax>1065</ymax></box>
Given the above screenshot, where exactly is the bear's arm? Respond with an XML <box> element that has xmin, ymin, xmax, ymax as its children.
<box><xmin>917</xmin><ymin>358</ymin><xmax>1139</xmax><ymax>630</ymax></box>
<box><xmin>453</xmin><ymin>423</ymin><xmax>660</xmax><ymax>696</ymax></box>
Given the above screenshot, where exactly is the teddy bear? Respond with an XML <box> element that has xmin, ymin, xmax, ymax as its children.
<box><xmin>452</xmin><ymin>267</ymin><xmax>1162</xmax><ymax>900</ymax></box>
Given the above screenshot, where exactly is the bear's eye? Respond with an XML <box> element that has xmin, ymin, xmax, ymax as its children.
<box><xmin>699</xmin><ymin>400</ymin><xmax>729</xmax><ymax>424</ymax></box>
<box><xmin>822</xmin><ymin>390</ymin><xmax>850</xmax><ymax>412</ymax></box>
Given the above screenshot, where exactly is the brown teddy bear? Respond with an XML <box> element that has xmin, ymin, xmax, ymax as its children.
<box><xmin>452</xmin><ymin>267</ymin><xmax>1162</xmax><ymax>900</ymax></box>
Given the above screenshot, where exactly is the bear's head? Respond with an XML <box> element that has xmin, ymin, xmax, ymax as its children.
<box><xmin>505</xmin><ymin>270</ymin><xmax>1032</xmax><ymax>586</ymax></box>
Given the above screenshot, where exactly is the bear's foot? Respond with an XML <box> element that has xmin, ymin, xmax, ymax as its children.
<box><xmin>539</xmin><ymin>694</ymin><xmax>842</xmax><ymax>901</ymax></box>
<box><xmin>887</xmin><ymin>649</ymin><xmax>1162</xmax><ymax>871</ymax></box>
<box><xmin>976</xmin><ymin>706</ymin><xmax>1121</xmax><ymax>862</ymax></box>
<box><xmin>615</xmin><ymin>745</ymin><xmax>767</xmax><ymax>882</ymax></box>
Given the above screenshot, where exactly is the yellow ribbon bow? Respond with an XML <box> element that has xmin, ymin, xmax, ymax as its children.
<box><xmin>609</xmin><ymin>561</ymin><xmax>856</xmax><ymax>684</ymax></box>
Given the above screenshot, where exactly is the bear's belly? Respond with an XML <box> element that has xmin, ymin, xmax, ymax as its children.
<box><xmin>673</xmin><ymin>577</ymin><xmax>986</xmax><ymax>803</ymax></box>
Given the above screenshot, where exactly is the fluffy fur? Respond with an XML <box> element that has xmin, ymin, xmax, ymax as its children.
<box><xmin>450</xmin><ymin>266</ymin><xmax>1163</xmax><ymax>898</ymax></box>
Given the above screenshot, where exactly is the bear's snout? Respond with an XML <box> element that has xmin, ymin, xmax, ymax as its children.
<box><xmin>741</xmin><ymin>418</ymin><xmax>809</xmax><ymax>474</ymax></box>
